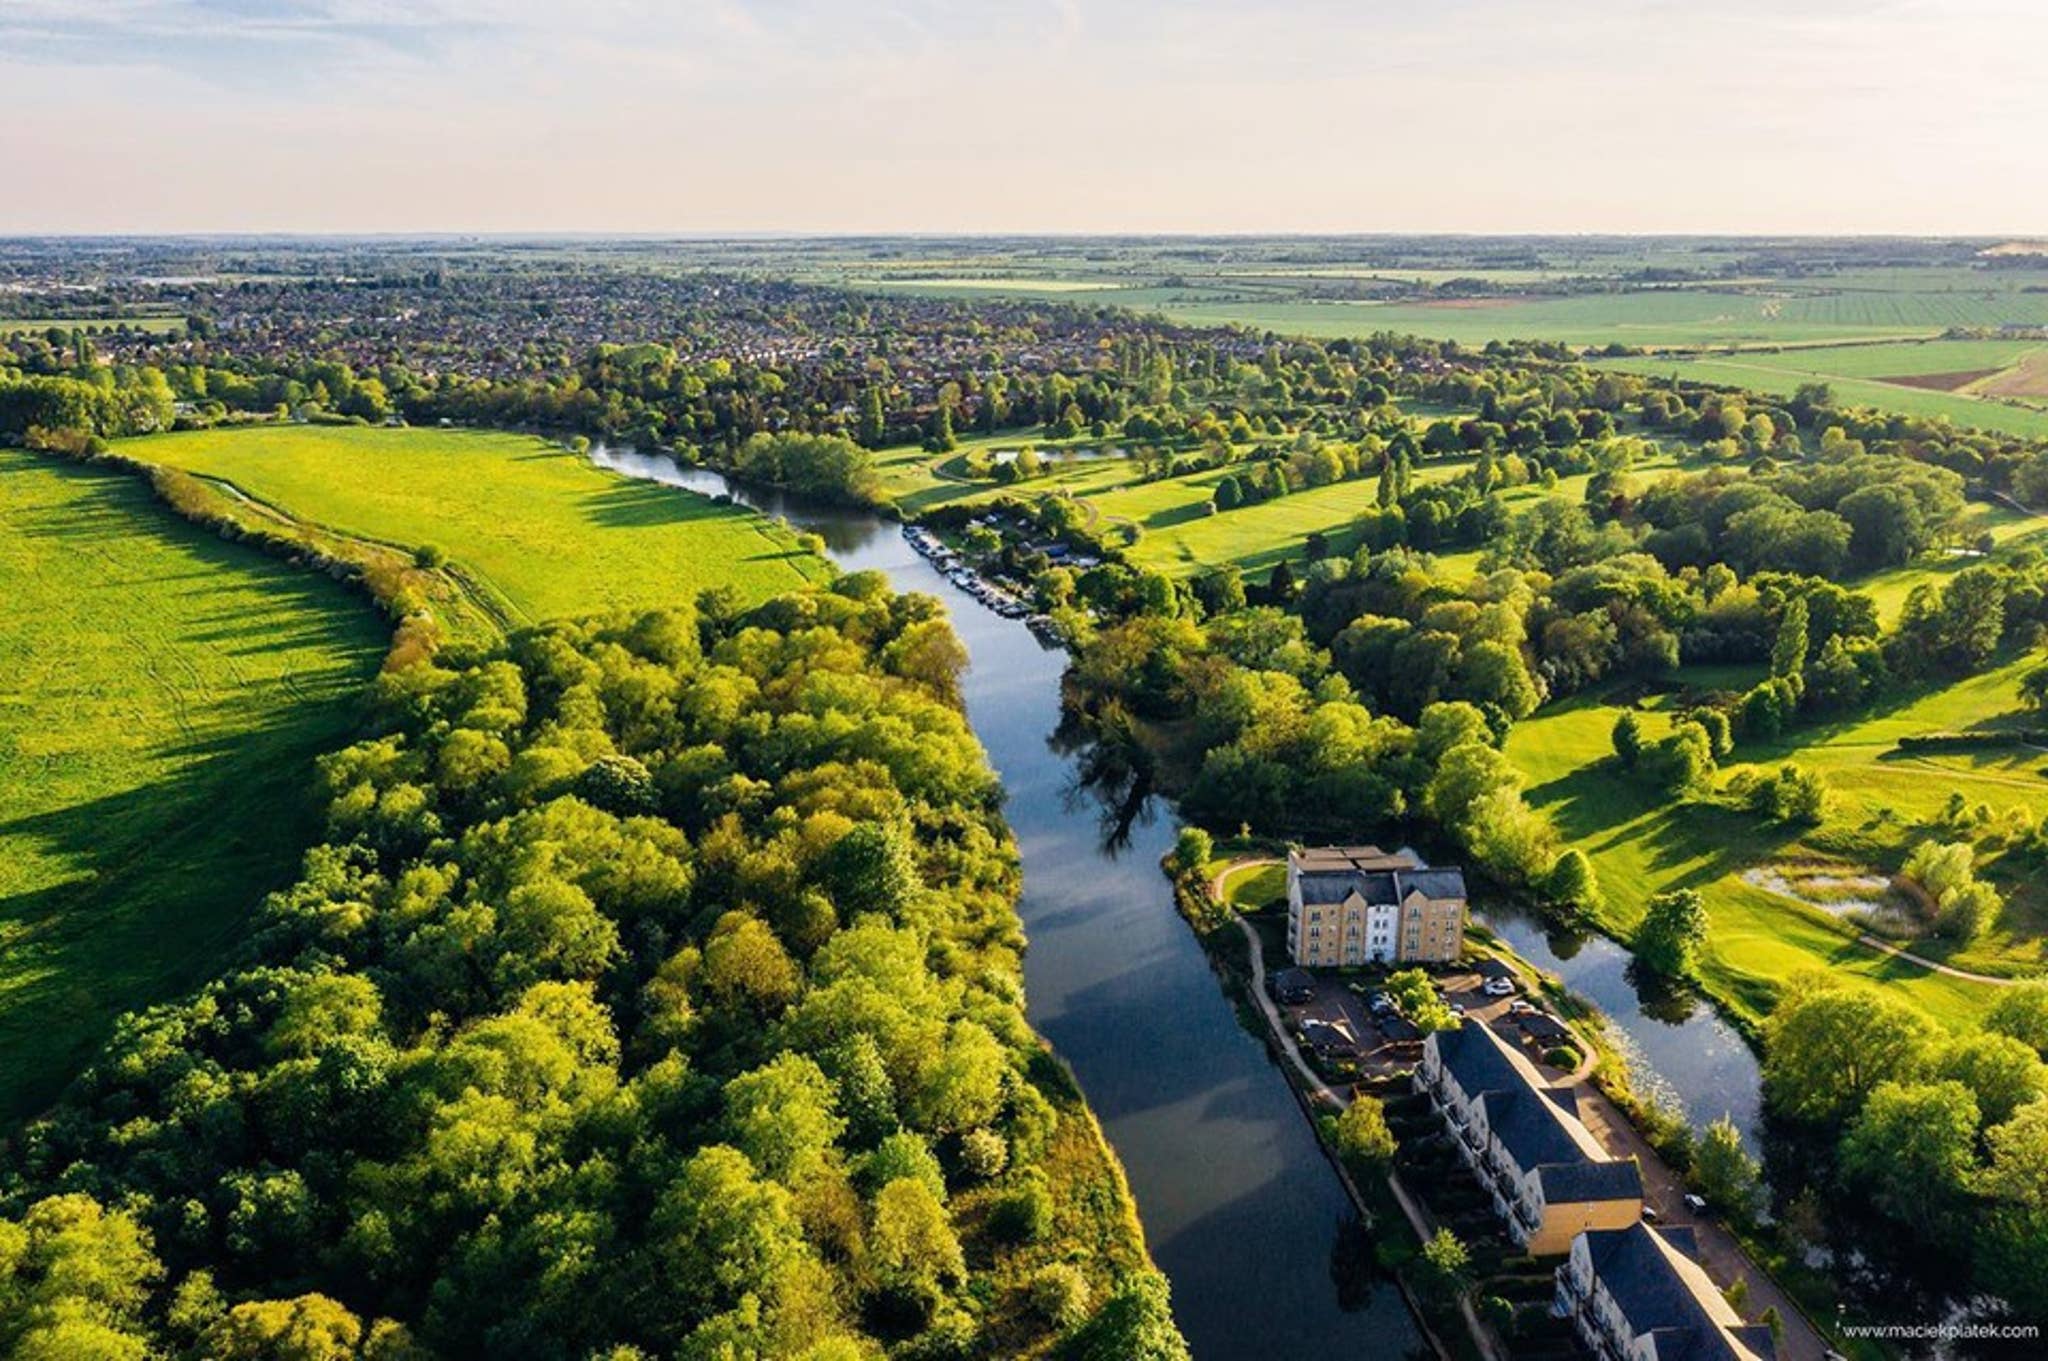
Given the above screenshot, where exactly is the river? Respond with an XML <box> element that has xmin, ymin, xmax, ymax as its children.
<box><xmin>592</xmin><ymin>446</ymin><xmax>1424</xmax><ymax>1359</ymax></box>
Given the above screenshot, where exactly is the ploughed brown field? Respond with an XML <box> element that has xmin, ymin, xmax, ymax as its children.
<box><xmin>1876</xmin><ymin>368</ymin><xmax>2003</xmax><ymax>391</ymax></box>
<box><xmin>1973</xmin><ymin>350</ymin><xmax>2048</xmax><ymax>400</ymax></box>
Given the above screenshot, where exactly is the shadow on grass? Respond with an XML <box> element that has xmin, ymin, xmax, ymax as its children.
<box><xmin>0</xmin><ymin>698</ymin><xmax>371</xmax><ymax>1125</ymax></box>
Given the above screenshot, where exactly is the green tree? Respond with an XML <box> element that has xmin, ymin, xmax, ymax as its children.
<box><xmin>1987</xmin><ymin>981</ymin><xmax>2048</xmax><ymax>1057</ymax></box>
<box><xmin>1170</xmin><ymin>826</ymin><xmax>1214</xmax><ymax>881</ymax></box>
<box><xmin>1545</xmin><ymin>848</ymin><xmax>1603</xmax><ymax>915</ymax></box>
<box><xmin>1331</xmin><ymin>1096</ymin><xmax>1398</xmax><ymax>1175</ymax></box>
<box><xmin>869</xmin><ymin>1177</ymin><xmax>965</xmax><ymax>1293</ymax></box>
<box><xmin>1762</xmin><ymin>978</ymin><xmax>1935</xmax><ymax>1125</ymax></box>
<box><xmin>1634</xmin><ymin>889</ymin><xmax>1708</xmax><ymax>979</ymax></box>
<box><xmin>1690</xmin><ymin>1116</ymin><xmax>1761</xmax><ymax>1223</ymax></box>
<box><xmin>1416</xmin><ymin>1228</ymin><xmax>1471</xmax><ymax>1307</ymax></box>
<box><xmin>1770</xmin><ymin>596</ymin><xmax>1809</xmax><ymax>683</ymax></box>
<box><xmin>1611</xmin><ymin>710</ymin><xmax>1643</xmax><ymax>769</ymax></box>
<box><xmin>1933</xmin><ymin>1032</ymin><xmax>2048</xmax><ymax>1127</ymax></box>
<box><xmin>1840</xmin><ymin>1080</ymin><xmax>1980</xmax><ymax>1223</ymax></box>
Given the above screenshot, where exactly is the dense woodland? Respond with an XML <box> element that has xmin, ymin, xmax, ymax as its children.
<box><xmin>0</xmin><ymin>585</ymin><xmax>1184</xmax><ymax>1361</ymax></box>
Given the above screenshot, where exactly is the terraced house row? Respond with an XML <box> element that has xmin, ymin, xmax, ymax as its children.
<box><xmin>1415</xmin><ymin>1019</ymin><xmax>1642</xmax><ymax>1255</ymax></box>
<box><xmin>1417</xmin><ymin>1022</ymin><xmax>1775</xmax><ymax>1360</ymax></box>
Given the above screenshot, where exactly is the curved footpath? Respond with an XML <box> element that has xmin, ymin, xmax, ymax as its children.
<box><xmin>1211</xmin><ymin>858</ymin><xmax>1829</xmax><ymax>1361</ymax></box>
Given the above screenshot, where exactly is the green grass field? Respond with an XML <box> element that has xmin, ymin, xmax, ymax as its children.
<box><xmin>0</xmin><ymin>316</ymin><xmax>184</xmax><ymax>336</ymax></box>
<box><xmin>135</xmin><ymin>425</ymin><xmax>832</xmax><ymax>626</ymax></box>
<box><xmin>1599</xmin><ymin>342</ymin><xmax>2048</xmax><ymax>441</ymax></box>
<box><xmin>1505</xmin><ymin>655</ymin><xmax>2048</xmax><ymax>1033</ymax></box>
<box><xmin>0</xmin><ymin>451</ymin><xmax>386</xmax><ymax>1119</ymax></box>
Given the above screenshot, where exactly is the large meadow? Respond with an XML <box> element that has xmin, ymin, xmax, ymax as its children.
<box><xmin>0</xmin><ymin>451</ymin><xmax>386</xmax><ymax>1118</ymax></box>
<box><xmin>142</xmin><ymin>425</ymin><xmax>832</xmax><ymax>626</ymax></box>
<box><xmin>0</xmin><ymin>426</ymin><xmax>836</xmax><ymax>1116</ymax></box>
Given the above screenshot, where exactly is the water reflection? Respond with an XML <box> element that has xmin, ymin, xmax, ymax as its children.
<box><xmin>1470</xmin><ymin>898</ymin><xmax>1764</xmax><ymax>1149</ymax></box>
<box><xmin>592</xmin><ymin>444</ymin><xmax>1421</xmax><ymax>1360</ymax></box>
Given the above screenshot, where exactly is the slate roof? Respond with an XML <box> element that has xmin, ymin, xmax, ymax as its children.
<box><xmin>1539</xmin><ymin>1158</ymin><xmax>1645</xmax><ymax>1206</ymax></box>
<box><xmin>1432</xmin><ymin>1019</ymin><xmax>1525</xmax><ymax>1097</ymax></box>
<box><xmin>1295</xmin><ymin>862</ymin><xmax>1468</xmax><ymax>907</ymax></box>
<box><xmin>1580</xmin><ymin>1224</ymin><xmax>1774</xmax><ymax>1361</ymax></box>
<box><xmin>1432</xmin><ymin>1023</ymin><xmax>1639</xmax><ymax>1206</ymax></box>
<box><xmin>1482</xmin><ymin>1088</ymin><xmax>1588</xmax><ymax>1171</ymax></box>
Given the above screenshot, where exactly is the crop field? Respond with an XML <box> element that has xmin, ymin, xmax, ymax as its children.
<box><xmin>0</xmin><ymin>316</ymin><xmax>184</xmax><ymax>335</ymax></box>
<box><xmin>137</xmin><ymin>425</ymin><xmax>832</xmax><ymax>626</ymax></box>
<box><xmin>0</xmin><ymin>451</ymin><xmax>385</xmax><ymax>1119</ymax></box>
<box><xmin>1599</xmin><ymin>341</ymin><xmax>2048</xmax><ymax>440</ymax></box>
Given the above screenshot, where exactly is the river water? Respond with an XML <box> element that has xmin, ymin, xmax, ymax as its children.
<box><xmin>591</xmin><ymin>445</ymin><xmax>1777</xmax><ymax>1354</ymax></box>
<box><xmin>593</xmin><ymin>447</ymin><xmax>1423</xmax><ymax>1359</ymax></box>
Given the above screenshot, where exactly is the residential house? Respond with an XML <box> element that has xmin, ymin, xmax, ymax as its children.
<box><xmin>1556</xmin><ymin>1222</ymin><xmax>1775</xmax><ymax>1361</ymax></box>
<box><xmin>1416</xmin><ymin>1021</ymin><xmax>1643</xmax><ymax>1255</ymax></box>
<box><xmin>1285</xmin><ymin>846</ymin><xmax>1467</xmax><ymax>968</ymax></box>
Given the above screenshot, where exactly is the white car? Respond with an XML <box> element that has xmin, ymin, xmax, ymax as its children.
<box><xmin>1481</xmin><ymin>976</ymin><xmax>1517</xmax><ymax>998</ymax></box>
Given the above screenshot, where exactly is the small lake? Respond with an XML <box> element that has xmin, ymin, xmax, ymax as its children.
<box><xmin>593</xmin><ymin>445</ymin><xmax>1425</xmax><ymax>1360</ymax></box>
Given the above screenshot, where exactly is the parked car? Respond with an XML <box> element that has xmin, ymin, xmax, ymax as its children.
<box><xmin>1507</xmin><ymin>999</ymin><xmax>1539</xmax><ymax>1015</ymax></box>
<box><xmin>1271</xmin><ymin>967</ymin><xmax>1316</xmax><ymax>1006</ymax></box>
<box><xmin>1367</xmin><ymin>991</ymin><xmax>1395</xmax><ymax>1016</ymax></box>
<box><xmin>1482</xmin><ymin>976</ymin><xmax>1517</xmax><ymax>998</ymax></box>
<box><xmin>1683</xmin><ymin>1193</ymin><xmax>1710</xmax><ymax>1216</ymax></box>
<box><xmin>1640</xmin><ymin>1205</ymin><xmax>1660</xmax><ymax>1223</ymax></box>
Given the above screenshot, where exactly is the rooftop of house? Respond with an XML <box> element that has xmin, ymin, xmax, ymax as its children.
<box><xmin>1290</xmin><ymin>845</ymin><xmax>1417</xmax><ymax>873</ymax></box>
<box><xmin>1431</xmin><ymin>1022</ymin><xmax>1637</xmax><ymax>1202</ymax></box>
<box><xmin>1294</xmin><ymin>862</ymin><xmax>1469</xmax><ymax>908</ymax></box>
<box><xmin>1578</xmin><ymin>1223</ymin><xmax>1775</xmax><ymax>1361</ymax></box>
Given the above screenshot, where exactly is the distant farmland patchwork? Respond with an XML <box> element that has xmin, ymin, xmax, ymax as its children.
<box><xmin>1599</xmin><ymin>339</ymin><xmax>2048</xmax><ymax>440</ymax></box>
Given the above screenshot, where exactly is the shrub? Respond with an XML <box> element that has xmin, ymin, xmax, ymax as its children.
<box><xmin>1543</xmin><ymin>1045</ymin><xmax>1582</xmax><ymax>1071</ymax></box>
<box><xmin>1026</xmin><ymin>1264</ymin><xmax>1092</xmax><ymax>1330</ymax></box>
<box><xmin>957</xmin><ymin>1128</ymin><xmax>1008</xmax><ymax>1180</ymax></box>
<box><xmin>987</xmin><ymin>1178</ymin><xmax>1053</xmax><ymax>1244</ymax></box>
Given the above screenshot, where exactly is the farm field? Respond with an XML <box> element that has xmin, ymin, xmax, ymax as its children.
<box><xmin>135</xmin><ymin>425</ymin><xmax>832</xmax><ymax>627</ymax></box>
<box><xmin>0</xmin><ymin>316</ymin><xmax>184</xmax><ymax>335</ymax></box>
<box><xmin>0</xmin><ymin>450</ymin><xmax>386</xmax><ymax>1119</ymax></box>
<box><xmin>1599</xmin><ymin>342</ymin><xmax>2048</xmax><ymax>440</ymax></box>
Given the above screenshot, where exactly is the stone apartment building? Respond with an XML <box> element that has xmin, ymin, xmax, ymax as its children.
<box><xmin>1556</xmin><ymin>1222</ymin><xmax>1776</xmax><ymax>1361</ymax></box>
<box><xmin>1416</xmin><ymin>1020</ymin><xmax>1644</xmax><ymax>1256</ymax></box>
<box><xmin>1284</xmin><ymin>845</ymin><xmax>1468</xmax><ymax>968</ymax></box>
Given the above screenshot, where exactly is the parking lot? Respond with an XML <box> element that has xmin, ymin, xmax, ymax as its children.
<box><xmin>1274</xmin><ymin>960</ymin><xmax>1576</xmax><ymax>1083</ymax></box>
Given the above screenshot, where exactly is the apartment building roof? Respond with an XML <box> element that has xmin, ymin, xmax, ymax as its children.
<box><xmin>1539</xmin><ymin>1158</ymin><xmax>1645</xmax><ymax>1206</ymax></box>
<box><xmin>1291</xmin><ymin>845</ymin><xmax>1417</xmax><ymax>873</ymax></box>
<box><xmin>1580</xmin><ymin>1223</ymin><xmax>1775</xmax><ymax>1361</ymax></box>
<box><xmin>1296</xmin><ymin>865</ymin><xmax>1469</xmax><ymax>907</ymax></box>
<box><xmin>1434</xmin><ymin>1022</ymin><xmax>1641</xmax><ymax>1205</ymax></box>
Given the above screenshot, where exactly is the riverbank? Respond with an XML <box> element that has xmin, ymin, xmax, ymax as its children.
<box><xmin>595</xmin><ymin>447</ymin><xmax>1426</xmax><ymax>1359</ymax></box>
<box><xmin>1190</xmin><ymin>853</ymin><xmax>1837</xmax><ymax>1361</ymax></box>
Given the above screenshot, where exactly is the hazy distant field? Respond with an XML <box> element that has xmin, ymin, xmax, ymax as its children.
<box><xmin>139</xmin><ymin>426</ymin><xmax>832</xmax><ymax>625</ymax></box>
<box><xmin>1599</xmin><ymin>341</ymin><xmax>2048</xmax><ymax>439</ymax></box>
<box><xmin>0</xmin><ymin>451</ymin><xmax>383</xmax><ymax>1118</ymax></box>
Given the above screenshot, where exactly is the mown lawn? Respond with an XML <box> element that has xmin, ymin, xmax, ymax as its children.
<box><xmin>1504</xmin><ymin>658</ymin><xmax>2048</xmax><ymax>1033</ymax></box>
<box><xmin>138</xmin><ymin>425</ymin><xmax>831</xmax><ymax>626</ymax></box>
<box><xmin>0</xmin><ymin>451</ymin><xmax>386</xmax><ymax>1119</ymax></box>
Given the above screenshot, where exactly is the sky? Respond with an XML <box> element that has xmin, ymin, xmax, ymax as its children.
<box><xmin>2</xmin><ymin>0</ymin><xmax>2043</xmax><ymax>235</ymax></box>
